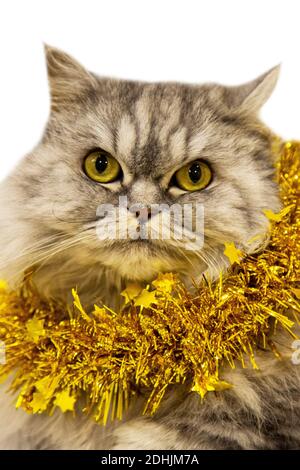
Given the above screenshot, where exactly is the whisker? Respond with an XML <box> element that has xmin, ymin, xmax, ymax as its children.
<box><xmin>0</xmin><ymin>232</ymin><xmax>76</xmax><ymax>271</ymax></box>
<box><xmin>4</xmin><ymin>231</ymin><xmax>94</xmax><ymax>282</ymax></box>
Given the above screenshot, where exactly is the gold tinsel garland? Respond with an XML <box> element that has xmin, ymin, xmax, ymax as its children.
<box><xmin>0</xmin><ymin>140</ymin><xmax>300</xmax><ymax>424</ymax></box>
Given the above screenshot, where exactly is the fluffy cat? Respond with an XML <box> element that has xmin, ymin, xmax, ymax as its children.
<box><xmin>0</xmin><ymin>46</ymin><xmax>299</xmax><ymax>449</ymax></box>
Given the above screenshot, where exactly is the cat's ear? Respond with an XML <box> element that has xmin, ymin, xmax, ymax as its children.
<box><xmin>224</xmin><ymin>65</ymin><xmax>280</xmax><ymax>114</ymax></box>
<box><xmin>44</xmin><ymin>44</ymin><xmax>97</xmax><ymax>109</ymax></box>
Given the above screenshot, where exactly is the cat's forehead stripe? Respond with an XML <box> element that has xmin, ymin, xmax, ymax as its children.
<box><xmin>157</xmin><ymin>98</ymin><xmax>181</xmax><ymax>146</ymax></box>
<box><xmin>116</xmin><ymin>114</ymin><xmax>137</xmax><ymax>159</ymax></box>
<box><xmin>169</xmin><ymin>127</ymin><xmax>187</xmax><ymax>161</ymax></box>
<box><xmin>134</xmin><ymin>91</ymin><xmax>152</xmax><ymax>149</ymax></box>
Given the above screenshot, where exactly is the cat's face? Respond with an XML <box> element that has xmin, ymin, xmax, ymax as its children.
<box><xmin>0</xmin><ymin>47</ymin><xmax>280</xmax><ymax>296</ymax></box>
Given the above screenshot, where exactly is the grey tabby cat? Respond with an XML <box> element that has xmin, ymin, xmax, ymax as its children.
<box><xmin>0</xmin><ymin>46</ymin><xmax>299</xmax><ymax>450</ymax></box>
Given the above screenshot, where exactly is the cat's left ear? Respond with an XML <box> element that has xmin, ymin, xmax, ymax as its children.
<box><xmin>224</xmin><ymin>65</ymin><xmax>280</xmax><ymax>114</ymax></box>
<box><xmin>44</xmin><ymin>44</ymin><xmax>97</xmax><ymax>110</ymax></box>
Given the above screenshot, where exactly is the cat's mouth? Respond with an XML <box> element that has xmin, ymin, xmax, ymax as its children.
<box><xmin>87</xmin><ymin>237</ymin><xmax>206</xmax><ymax>281</ymax></box>
<box><xmin>35</xmin><ymin>227</ymin><xmax>208</xmax><ymax>284</ymax></box>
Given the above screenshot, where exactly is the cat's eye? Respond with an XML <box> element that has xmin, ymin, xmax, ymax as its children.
<box><xmin>174</xmin><ymin>160</ymin><xmax>212</xmax><ymax>192</ymax></box>
<box><xmin>84</xmin><ymin>150</ymin><xmax>121</xmax><ymax>183</ymax></box>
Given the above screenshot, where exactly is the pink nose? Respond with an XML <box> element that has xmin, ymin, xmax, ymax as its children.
<box><xmin>134</xmin><ymin>206</ymin><xmax>152</xmax><ymax>223</ymax></box>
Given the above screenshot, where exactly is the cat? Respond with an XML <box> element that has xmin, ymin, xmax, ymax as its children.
<box><xmin>0</xmin><ymin>45</ymin><xmax>299</xmax><ymax>449</ymax></box>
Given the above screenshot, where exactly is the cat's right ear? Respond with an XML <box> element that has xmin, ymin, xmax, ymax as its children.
<box><xmin>44</xmin><ymin>44</ymin><xmax>97</xmax><ymax>110</ymax></box>
<box><xmin>224</xmin><ymin>65</ymin><xmax>280</xmax><ymax>115</ymax></box>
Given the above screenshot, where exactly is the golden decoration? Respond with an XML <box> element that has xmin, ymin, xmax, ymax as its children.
<box><xmin>0</xmin><ymin>140</ymin><xmax>300</xmax><ymax>425</ymax></box>
<box><xmin>223</xmin><ymin>241</ymin><xmax>243</xmax><ymax>265</ymax></box>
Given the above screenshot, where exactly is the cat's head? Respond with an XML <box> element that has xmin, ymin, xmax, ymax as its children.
<box><xmin>0</xmin><ymin>46</ymin><xmax>280</xmax><ymax>298</ymax></box>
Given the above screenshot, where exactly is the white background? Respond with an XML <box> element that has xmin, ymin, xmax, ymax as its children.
<box><xmin>0</xmin><ymin>0</ymin><xmax>299</xmax><ymax>180</ymax></box>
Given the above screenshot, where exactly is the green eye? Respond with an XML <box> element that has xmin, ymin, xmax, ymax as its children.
<box><xmin>84</xmin><ymin>150</ymin><xmax>121</xmax><ymax>183</ymax></box>
<box><xmin>174</xmin><ymin>160</ymin><xmax>212</xmax><ymax>191</ymax></box>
